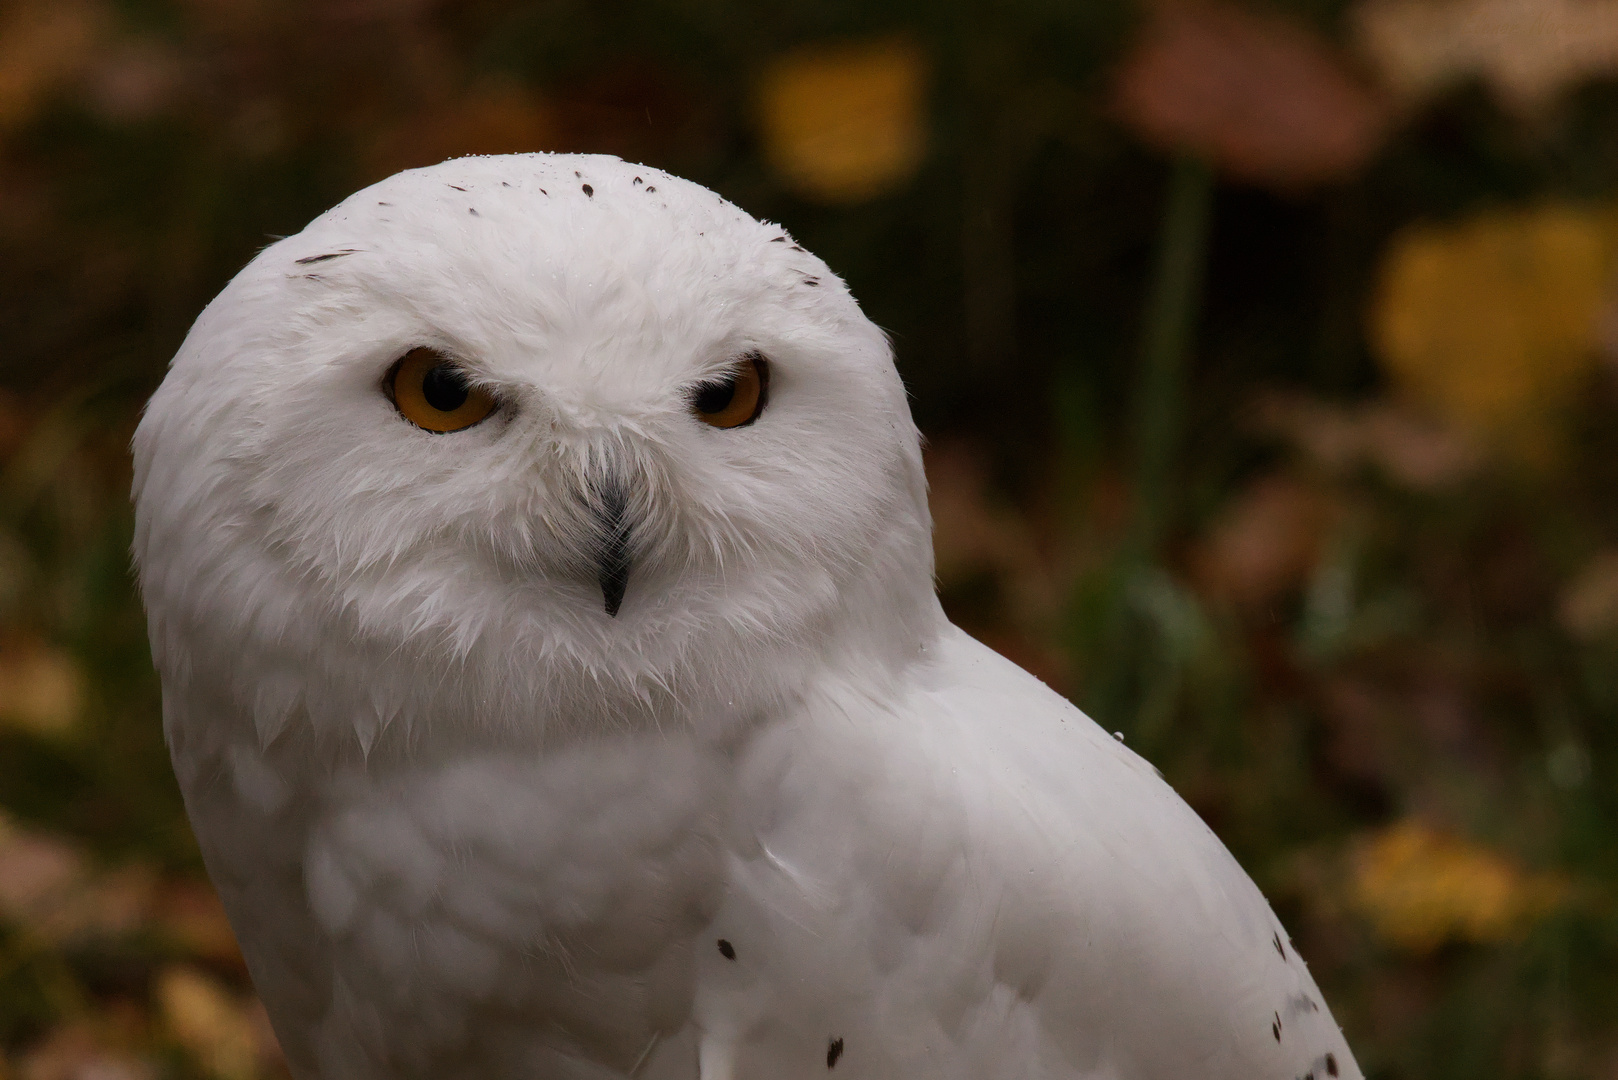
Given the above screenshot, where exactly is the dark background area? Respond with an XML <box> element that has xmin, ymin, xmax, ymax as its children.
<box><xmin>6</xmin><ymin>0</ymin><xmax>1618</xmax><ymax>1076</ymax></box>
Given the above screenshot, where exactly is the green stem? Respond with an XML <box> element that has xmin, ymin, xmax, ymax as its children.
<box><xmin>1131</xmin><ymin>155</ymin><xmax>1214</xmax><ymax>554</ymax></box>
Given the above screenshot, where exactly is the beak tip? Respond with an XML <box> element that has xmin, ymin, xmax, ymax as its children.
<box><xmin>600</xmin><ymin>566</ymin><xmax>629</xmax><ymax>618</ymax></box>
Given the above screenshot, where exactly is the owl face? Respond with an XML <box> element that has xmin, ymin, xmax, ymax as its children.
<box><xmin>133</xmin><ymin>155</ymin><xmax>937</xmax><ymax>748</ymax></box>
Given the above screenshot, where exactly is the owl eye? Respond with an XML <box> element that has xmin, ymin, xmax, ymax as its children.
<box><xmin>386</xmin><ymin>348</ymin><xmax>497</xmax><ymax>433</ymax></box>
<box><xmin>691</xmin><ymin>354</ymin><xmax>768</xmax><ymax>429</ymax></box>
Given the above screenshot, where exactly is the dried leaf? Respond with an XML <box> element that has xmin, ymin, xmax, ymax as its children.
<box><xmin>1351</xmin><ymin>820</ymin><xmax>1567</xmax><ymax>952</ymax></box>
<box><xmin>1114</xmin><ymin>0</ymin><xmax>1387</xmax><ymax>187</ymax></box>
<box><xmin>1252</xmin><ymin>392</ymin><xmax>1483</xmax><ymax>488</ymax></box>
<box><xmin>1193</xmin><ymin>474</ymin><xmax>1333</xmax><ymax>606</ymax></box>
<box><xmin>81</xmin><ymin>40</ymin><xmax>186</xmax><ymax>124</ymax></box>
<box><xmin>0</xmin><ymin>0</ymin><xmax>106</xmax><ymax>135</ymax></box>
<box><xmin>1354</xmin><ymin>0</ymin><xmax>1618</xmax><ymax>115</ymax></box>
<box><xmin>0</xmin><ymin>814</ymin><xmax>86</xmax><ymax>926</ymax></box>
<box><xmin>1558</xmin><ymin>549</ymin><xmax>1618</xmax><ymax>638</ymax></box>
<box><xmin>757</xmin><ymin>38</ymin><xmax>928</xmax><ymax>204</ymax></box>
<box><xmin>156</xmin><ymin>880</ymin><xmax>244</xmax><ymax>965</ymax></box>
<box><xmin>16</xmin><ymin>1023</ymin><xmax>153</xmax><ymax>1080</ymax></box>
<box><xmin>1370</xmin><ymin>204</ymin><xmax>1618</xmax><ymax>456</ymax></box>
<box><xmin>156</xmin><ymin>966</ymin><xmax>260</xmax><ymax>1080</ymax></box>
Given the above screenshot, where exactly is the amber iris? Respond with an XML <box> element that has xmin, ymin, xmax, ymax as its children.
<box><xmin>387</xmin><ymin>348</ymin><xmax>497</xmax><ymax>433</ymax></box>
<box><xmin>692</xmin><ymin>354</ymin><xmax>768</xmax><ymax>429</ymax></box>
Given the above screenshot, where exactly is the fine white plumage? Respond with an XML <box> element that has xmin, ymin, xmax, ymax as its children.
<box><xmin>131</xmin><ymin>152</ymin><xmax>1361</xmax><ymax>1080</ymax></box>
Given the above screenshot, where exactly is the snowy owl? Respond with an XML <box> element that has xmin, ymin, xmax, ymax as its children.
<box><xmin>132</xmin><ymin>153</ymin><xmax>1360</xmax><ymax>1080</ymax></box>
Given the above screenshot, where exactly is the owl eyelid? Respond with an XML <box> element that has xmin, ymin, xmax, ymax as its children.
<box><xmin>688</xmin><ymin>353</ymin><xmax>769</xmax><ymax>429</ymax></box>
<box><xmin>381</xmin><ymin>348</ymin><xmax>474</xmax><ymax>401</ymax></box>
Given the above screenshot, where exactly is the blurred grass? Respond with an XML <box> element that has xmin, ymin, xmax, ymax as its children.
<box><xmin>7</xmin><ymin>0</ymin><xmax>1618</xmax><ymax>1076</ymax></box>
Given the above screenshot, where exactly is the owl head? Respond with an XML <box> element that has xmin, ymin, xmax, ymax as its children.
<box><xmin>132</xmin><ymin>154</ymin><xmax>940</xmax><ymax>758</ymax></box>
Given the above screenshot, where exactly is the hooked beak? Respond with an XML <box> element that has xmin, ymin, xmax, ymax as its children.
<box><xmin>594</xmin><ymin>484</ymin><xmax>632</xmax><ymax>618</ymax></box>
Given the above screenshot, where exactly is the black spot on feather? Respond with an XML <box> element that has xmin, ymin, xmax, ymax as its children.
<box><xmin>826</xmin><ymin>1038</ymin><xmax>843</xmax><ymax>1068</ymax></box>
<box><xmin>582</xmin><ymin>184</ymin><xmax>594</xmax><ymax>197</ymax></box>
<box><xmin>501</xmin><ymin>181</ymin><xmax>510</xmax><ymax>187</ymax></box>
<box><xmin>634</xmin><ymin>176</ymin><xmax>643</xmax><ymax>185</ymax></box>
<box><xmin>377</xmin><ymin>201</ymin><xmax>392</xmax><ymax>206</ymax></box>
<box><xmin>803</xmin><ymin>277</ymin><xmax>820</xmax><ymax>286</ymax></box>
<box><xmin>1272</xmin><ymin>1012</ymin><xmax>1282</xmax><ymax>1042</ymax></box>
<box><xmin>645</xmin><ymin>185</ymin><xmax>656</xmax><ymax>192</ymax></box>
<box><xmin>295</xmin><ymin>250</ymin><xmax>357</xmax><ymax>265</ymax></box>
<box><xmin>717</xmin><ymin>939</ymin><xmax>736</xmax><ymax>960</ymax></box>
<box><xmin>772</xmin><ymin>236</ymin><xmax>787</xmax><ymax>242</ymax></box>
<box><xmin>1274</xmin><ymin>933</ymin><xmax>1285</xmax><ymax>959</ymax></box>
<box><xmin>468</xmin><ymin>208</ymin><xmax>479</xmax><ymax>216</ymax></box>
<box><xmin>1326</xmin><ymin>1053</ymin><xmax>1339</xmax><ymax>1076</ymax></box>
<box><xmin>448</xmin><ymin>184</ymin><xmax>467</xmax><ymax>191</ymax></box>
<box><xmin>790</xmin><ymin>245</ymin><xmax>804</xmax><ymax>252</ymax></box>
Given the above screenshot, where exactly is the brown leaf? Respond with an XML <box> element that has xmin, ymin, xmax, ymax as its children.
<box><xmin>0</xmin><ymin>0</ymin><xmax>107</xmax><ymax>136</ymax></box>
<box><xmin>156</xmin><ymin>880</ymin><xmax>244</xmax><ymax>966</ymax></box>
<box><xmin>16</xmin><ymin>1024</ymin><xmax>153</xmax><ymax>1080</ymax></box>
<box><xmin>1354</xmin><ymin>0</ymin><xmax>1618</xmax><ymax>115</ymax></box>
<box><xmin>1252</xmin><ymin>392</ymin><xmax>1483</xmax><ymax>488</ymax></box>
<box><xmin>1114</xmin><ymin>0</ymin><xmax>1388</xmax><ymax>187</ymax></box>
<box><xmin>1193</xmin><ymin>473</ymin><xmax>1333</xmax><ymax>607</ymax></box>
<box><xmin>1559</xmin><ymin>549</ymin><xmax>1618</xmax><ymax>638</ymax></box>
<box><xmin>0</xmin><ymin>815</ymin><xmax>86</xmax><ymax>925</ymax></box>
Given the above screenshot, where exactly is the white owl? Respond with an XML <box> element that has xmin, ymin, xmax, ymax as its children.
<box><xmin>131</xmin><ymin>153</ymin><xmax>1360</xmax><ymax>1080</ymax></box>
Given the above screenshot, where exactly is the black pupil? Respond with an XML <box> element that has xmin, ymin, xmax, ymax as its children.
<box><xmin>421</xmin><ymin>364</ymin><xmax>470</xmax><ymax>412</ymax></box>
<box><xmin>694</xmin><ymin>377</ymin><xmax>737</xmax><ymax>415</ymax></box>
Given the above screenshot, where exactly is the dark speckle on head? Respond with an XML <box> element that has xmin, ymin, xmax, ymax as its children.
<box><xmin>791</xmin><ymin>245</ymin><xmax>805</xmax><ymax>252</ymax></box>
<box><xmin>377</xmin><ymin>201</ymin><xmax>392</xmax><ymax>206</ymax></box>
<box><xmin>826</xmin><ymin>1038</ymin><xmax>843</xmax><ymax>1069</ymax></box>
<box><xmin>540</xmin><ymin>189</ymin><xmax>548</xmax><ymax>195</ymax></box>
<box><xmin>772</xmin><ymin>236</ymin><xmax>787</xmax><ymax>242</ymax></box>
<box><xmin>468</xmin><ymin>208</ymin><xmax>479</xmax><ymax>216</ymax></box>
<box><xmin>717</xmin><ymin>938</ymin><xmax>736</xmax><ymax>960</ymax></box>
<box><xmin>633</xmin><ymin>176</ymin><xmax>643</xmax><ymax>185</ymax></box>
<box><xmin>803</xmin><ymin>277</ymin><xmax>820</xmax><ymax>287</ymax></box>
<box><xmin>501</xmin><ymin>181</ymin><xmax>510</xmax><ymax>187</ymax></box>
<box><xmin>583</xmin><ymin>184</ymin><xmax>594</xmax><ymax>197</ymax></box>
<box><xmin>646</xmin><ymin>185</ymin><xmax>656</xmax><ymax>193</ymax></box>
<box><xmin>448</xmin><ymin>184</ymin><xmax>467</xmax><ymax>192</ymax></box>
<box><xmin>1325</xmin><ymin>1053</ymin><xmax>1339</xmax><ymax>1076</ymax></box>
<box><xmin>1274</xmin><ymin>933</ymin><xmax>1285</xmax><ymax>959</ymax></box>
<box><xmin>1272</xmin><ymin>1012</ymin><xmax>1281</xmax><ymax>1042</ymax></box>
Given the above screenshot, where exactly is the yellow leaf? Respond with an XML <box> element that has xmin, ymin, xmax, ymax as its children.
<box><xmin>156</xmin><ymin>966</ymin><xmax>260</xmax><ymax>1080</ymax></box>
<box><xmin>1370</xmin><ymin>204</ymin><xmax>1618</xmax><ymax>458</ymax></box>
<box><xmin>0</xmin><ymin>637</ymin><xmax>85</xmax><ymax>736</ymax></box>
<box><xmin>1351</xmin><ymin>820</ymin><xmax>1566</xmax><ymax>952</ymax></box>
<box><xmin>757</xmin><ymin>39</ymin><xmax>928</xmax><ymax>204</ymax></box>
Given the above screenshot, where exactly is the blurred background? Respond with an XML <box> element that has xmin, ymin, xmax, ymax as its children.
<box><xmin>4</xmin><ymin>0</ymin><xmax>1618</xmax><ymax>1076</ymax></box>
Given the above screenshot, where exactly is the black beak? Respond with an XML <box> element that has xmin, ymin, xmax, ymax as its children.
<box><xmin>594</xmin><ymin>484</ymin><xmax>632</xmax><ymax>618</ymax></box>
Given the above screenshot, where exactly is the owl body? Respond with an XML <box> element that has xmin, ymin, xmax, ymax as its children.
<box><xmin>134</xmin><ymin>153</ymin><xmax>1358</xmax><ymax>1079</ymax></box>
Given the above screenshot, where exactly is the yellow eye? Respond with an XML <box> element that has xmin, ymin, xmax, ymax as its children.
<box><xmin>386</xmin><ymin>348</ymin><xmax>497</xmax><ymax>433</ymax></box>
<box><xmin>692</xmin><ymin>354</ymin><xmax>768</xmax><ymax>429</ymax></box>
